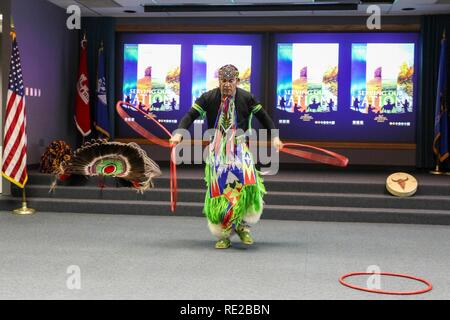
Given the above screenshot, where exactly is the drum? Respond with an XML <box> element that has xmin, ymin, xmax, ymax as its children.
<box><xmin>386</xmin><ymin>172</ymin><xmax>418</xmax><ymax>197</ymax></box>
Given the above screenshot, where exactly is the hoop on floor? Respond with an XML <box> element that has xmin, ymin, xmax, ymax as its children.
<box><xmin>339</xmin><ymin>272</ymin><xmax>433</xmax><ymax>295</ymax></box>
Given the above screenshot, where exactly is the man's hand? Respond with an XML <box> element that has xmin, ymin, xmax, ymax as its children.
<box><xmin>272</xmin><ymin>137</ymin><xmax>284</xmax><ymax>152</ymax></box>
<box><xmin>169</xmin><ymin>133</ymin><xmax>183</xmax><ymax>146</ymax></box>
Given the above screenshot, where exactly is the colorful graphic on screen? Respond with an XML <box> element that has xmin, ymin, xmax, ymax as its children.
<box><xmin>277</xmin><ymin>43</ymin><xmax>339</xmax><ymax>114</ymax></box>
<box><xmin>192</xmin><ymin>45</ymin><xmax>252</xmax><ymax>104</ymax></box>
<box><xmin>273</xmin><ymin>33</ymin><xmax>418</xmax><ymax>142</ymax></box>
<box><xmin>123</xmin><ymin>44</ymin><xmax>181</xmax><ymax>113</ymax></box>
<box><xmin>350</xmin><ymin>43</ymin><xmax>415</xmax><ymax>115</ymax></box>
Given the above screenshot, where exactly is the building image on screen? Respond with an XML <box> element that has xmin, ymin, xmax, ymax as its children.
<box><xmin>277</xmin><ymin>43</ymin><xmax>339</xmax><ymax>114</ymax></box>
<box><xmin>123</xmin><ymin>44</ymin><xmax>181</xmax><ymax>113</ymax></box>
<box><xmin>192</xmin><ymin>45</ymin><xmax>252</xmax><ymax>104</ymax></box>
<box><xmin>351</xmin><ymin>43</ymin><xmax>415</xmax><ymax>116</ymax></box>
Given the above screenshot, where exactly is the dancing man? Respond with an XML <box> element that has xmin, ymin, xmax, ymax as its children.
<box><xmin>170</xmin><ymin>64</ymin><xmax>283</xmax><ymax>249</ymax></box>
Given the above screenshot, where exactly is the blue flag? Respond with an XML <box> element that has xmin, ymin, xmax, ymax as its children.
<box><xmin>95</xmin><ymin>43</ymin><xmax>110</xmax><ymax>139</ymax></box>
<box><xmin>433</xmin><ymin>31</ymin><xmax>449</xmax><ymax>163</ymax></box>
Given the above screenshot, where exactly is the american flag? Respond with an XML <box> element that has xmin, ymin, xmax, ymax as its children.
<box><xmin>2</xmin><ymin>30</ymin><xmax>28</xmax><ymax>188</ymax></box>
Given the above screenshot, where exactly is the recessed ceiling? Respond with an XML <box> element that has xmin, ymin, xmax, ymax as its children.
<box><xmin>46</xmin><ymin>0</ymin><xmax>450</xmax><ymax>17</ymax></box>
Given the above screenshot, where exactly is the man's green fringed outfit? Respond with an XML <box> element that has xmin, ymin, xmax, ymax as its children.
<box><xmin>174</xmin><ymin>65</ymin><xmax>278</xmax><ymax>249</ymax></box>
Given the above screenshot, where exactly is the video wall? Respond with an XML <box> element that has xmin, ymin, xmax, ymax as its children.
<box><xmin>117</xmin><ymin>32</ymin><xmax>419</xmax><ymax>143</ymax></box>
<box><xmin>274</xmin><ymin>33</ymin><xmax>419</xmax><ymax>142</ymax></box>
<box><xmin>117</xmin><ymin>33</ymin><xmax>263</xmax><ymax>139</ymax></box>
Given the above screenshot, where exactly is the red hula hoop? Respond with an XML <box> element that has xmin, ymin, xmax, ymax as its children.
<box><xmin>280</xmin><ymin>143</ymin><xmax>349</xmax><ymax>167</ymax></box>
<box><xmin>116</xmin><ymin>101</ymin><xmax>352</xmax><ymax>211</ymax></box>
<box><xmin>116</xmin><ymin>101</ymin><xmax>177</xmax><ymax>213</ymax></box>
<box><xmin>339</xmin><ymin>272</ymin><xmax>433</xmax><ymax>295</ymax></box>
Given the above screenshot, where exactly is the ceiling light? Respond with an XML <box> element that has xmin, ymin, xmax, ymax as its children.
<box><xmin>143</xmin><ymin>3</ymin><xmax>359</xmax><ymax>13</ymax></box>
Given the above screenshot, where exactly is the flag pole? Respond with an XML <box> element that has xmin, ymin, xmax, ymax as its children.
<box><xmin>10</xmin><ymin>16</ymin><xmax>16</xmax><ymax>39</ymax></box>
<box><xmin>430</xmin><ymin>29</ymin><xmax>449</xmax><ymax>175</ymax></box>
<box><xmin>82</xmin><ymin>31</ymin><xmax>86</xmax><ymax>146</ymax></box>
<box><xmin>430</xmin><ymin>162</ymin><xmax>445</xmax><ymax>175</ymax></box>
<box><xmin>441</xmin><ymin>29</ymin><xmax>448</xmax><ymax>176</ymax></box>
<box><xmin>13</xmin><ymin>188</ymin><xmax>35</xmax><ymax>215</ymax></box>
<box><xmin>5</xmin><ymin>17</ymin><xmax>36</xmax><ymax>214</ymax></box>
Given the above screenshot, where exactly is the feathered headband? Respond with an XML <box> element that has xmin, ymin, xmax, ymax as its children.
<box><xmin>218</xmin><ymin>64</ymin><xmax>239</xmax><ymax>79</ymax></box>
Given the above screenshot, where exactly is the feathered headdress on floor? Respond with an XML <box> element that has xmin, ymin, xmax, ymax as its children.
<box><xmin>53</xmin><ymin>139</ymin><xmax>161</xmax><ymax>192</ymax></box>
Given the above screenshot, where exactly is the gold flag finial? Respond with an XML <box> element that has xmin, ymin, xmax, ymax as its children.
<box><xmin>10</xmin><ymin>16</ymin><xmax>16</xmax><ymax>40</ymax></box>
<box><xmin>81</xmin><ymin>31</ymin><xmax>87</xmax><ymax>49</ymax></box>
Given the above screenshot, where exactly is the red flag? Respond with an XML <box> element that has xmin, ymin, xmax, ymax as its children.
<box><xmin>2</xmin><ymin>30</ymin><xmax>28</xmax><ymax>188</ymax></box>
<box><xmin>75</xmin><ymin>37</ymin><xmax>91</xmax><ymax>136</ymax></box>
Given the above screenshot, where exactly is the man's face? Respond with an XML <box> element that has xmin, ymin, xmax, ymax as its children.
<box><xmin>219</xmin><ymin>77</ymin><xmax>239</xmax><ymax>97</ymax></box>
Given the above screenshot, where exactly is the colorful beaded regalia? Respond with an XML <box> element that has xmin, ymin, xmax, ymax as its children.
<box><xmin>204</xmin><ymin>96</ymin><xmax>266</xmax><ymax>240</ymax></box>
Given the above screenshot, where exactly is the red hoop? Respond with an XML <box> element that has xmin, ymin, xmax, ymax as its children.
<box><xmin>339</xmin><ymin>272</ymin><xmax>433</xmax><ymax>295</ymax></box>
<box><xmin>280</xmin><ymin>143</ymin><xmax>349</xmax><ymax>167</ymax></box>
<box><xmin>116</xmin><ymin>101</ymin><xmax>351</xmax><ymax>212</ymax></box>
<box><xmin>116</xmin><ymin>101</ymin><xmax>177</xmax><ymax>213</ymax></box>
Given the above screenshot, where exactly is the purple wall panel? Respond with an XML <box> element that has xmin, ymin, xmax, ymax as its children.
<box><xmin>11</xmin><ymin>0</ymin><xmax>78</xmax><ymax>164</ymax></box>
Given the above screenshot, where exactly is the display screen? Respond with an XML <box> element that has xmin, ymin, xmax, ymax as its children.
<box><xmin>274</xmin><ymin>33</ymin><xmax>419</xmax><ymax>142</ymax></box>
<box><xmin>117</xmin><ymin>33</ymin><xmax>263</xmax><ymax>139</ymax></box>
<box><xmin>277</xmin><ymin>43</ymin><xmax>339</xmax><ymax>114</ymax></box>
<box><xmin>123</xmin><ymin>44</ymin><xmax>181</xmax><ymax>113</ymax></box>
<box><xmin>351</xmin><ymin>43</ymin><xmax>415</xmax><ymax>115</ymax></box>
<box><xmin>192</xmin><ymin>45</ymin><xmax>253</xmax><ymax>105</ymax></box>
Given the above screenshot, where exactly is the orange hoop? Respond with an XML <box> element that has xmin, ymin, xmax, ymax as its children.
<box><xmin>116</xmin><ymin>101</ymin><xmax>177</xmax><ymax>213</ymax></box>
<box><xmin>339</xmin><ymin>272</ymin><xmax>433</xmax><ymax>295</ymax></box>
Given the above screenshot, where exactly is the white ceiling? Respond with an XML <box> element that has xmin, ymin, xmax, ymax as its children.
<box><xmin>46</xmin><ymin>0</ymin><xmax>450</xmax><ymax>17</ymax></box>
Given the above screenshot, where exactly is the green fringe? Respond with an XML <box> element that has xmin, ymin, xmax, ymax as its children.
<box><xmin>203</xmin><ymin>164</ymin><xmax>266</xmax><ymax>227</ymax></box>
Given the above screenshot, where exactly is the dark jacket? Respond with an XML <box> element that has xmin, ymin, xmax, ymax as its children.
<box><xmin>175</xmin><ymin>87</ymin><xmax>278</xmax><ymax>136</ymax></box>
